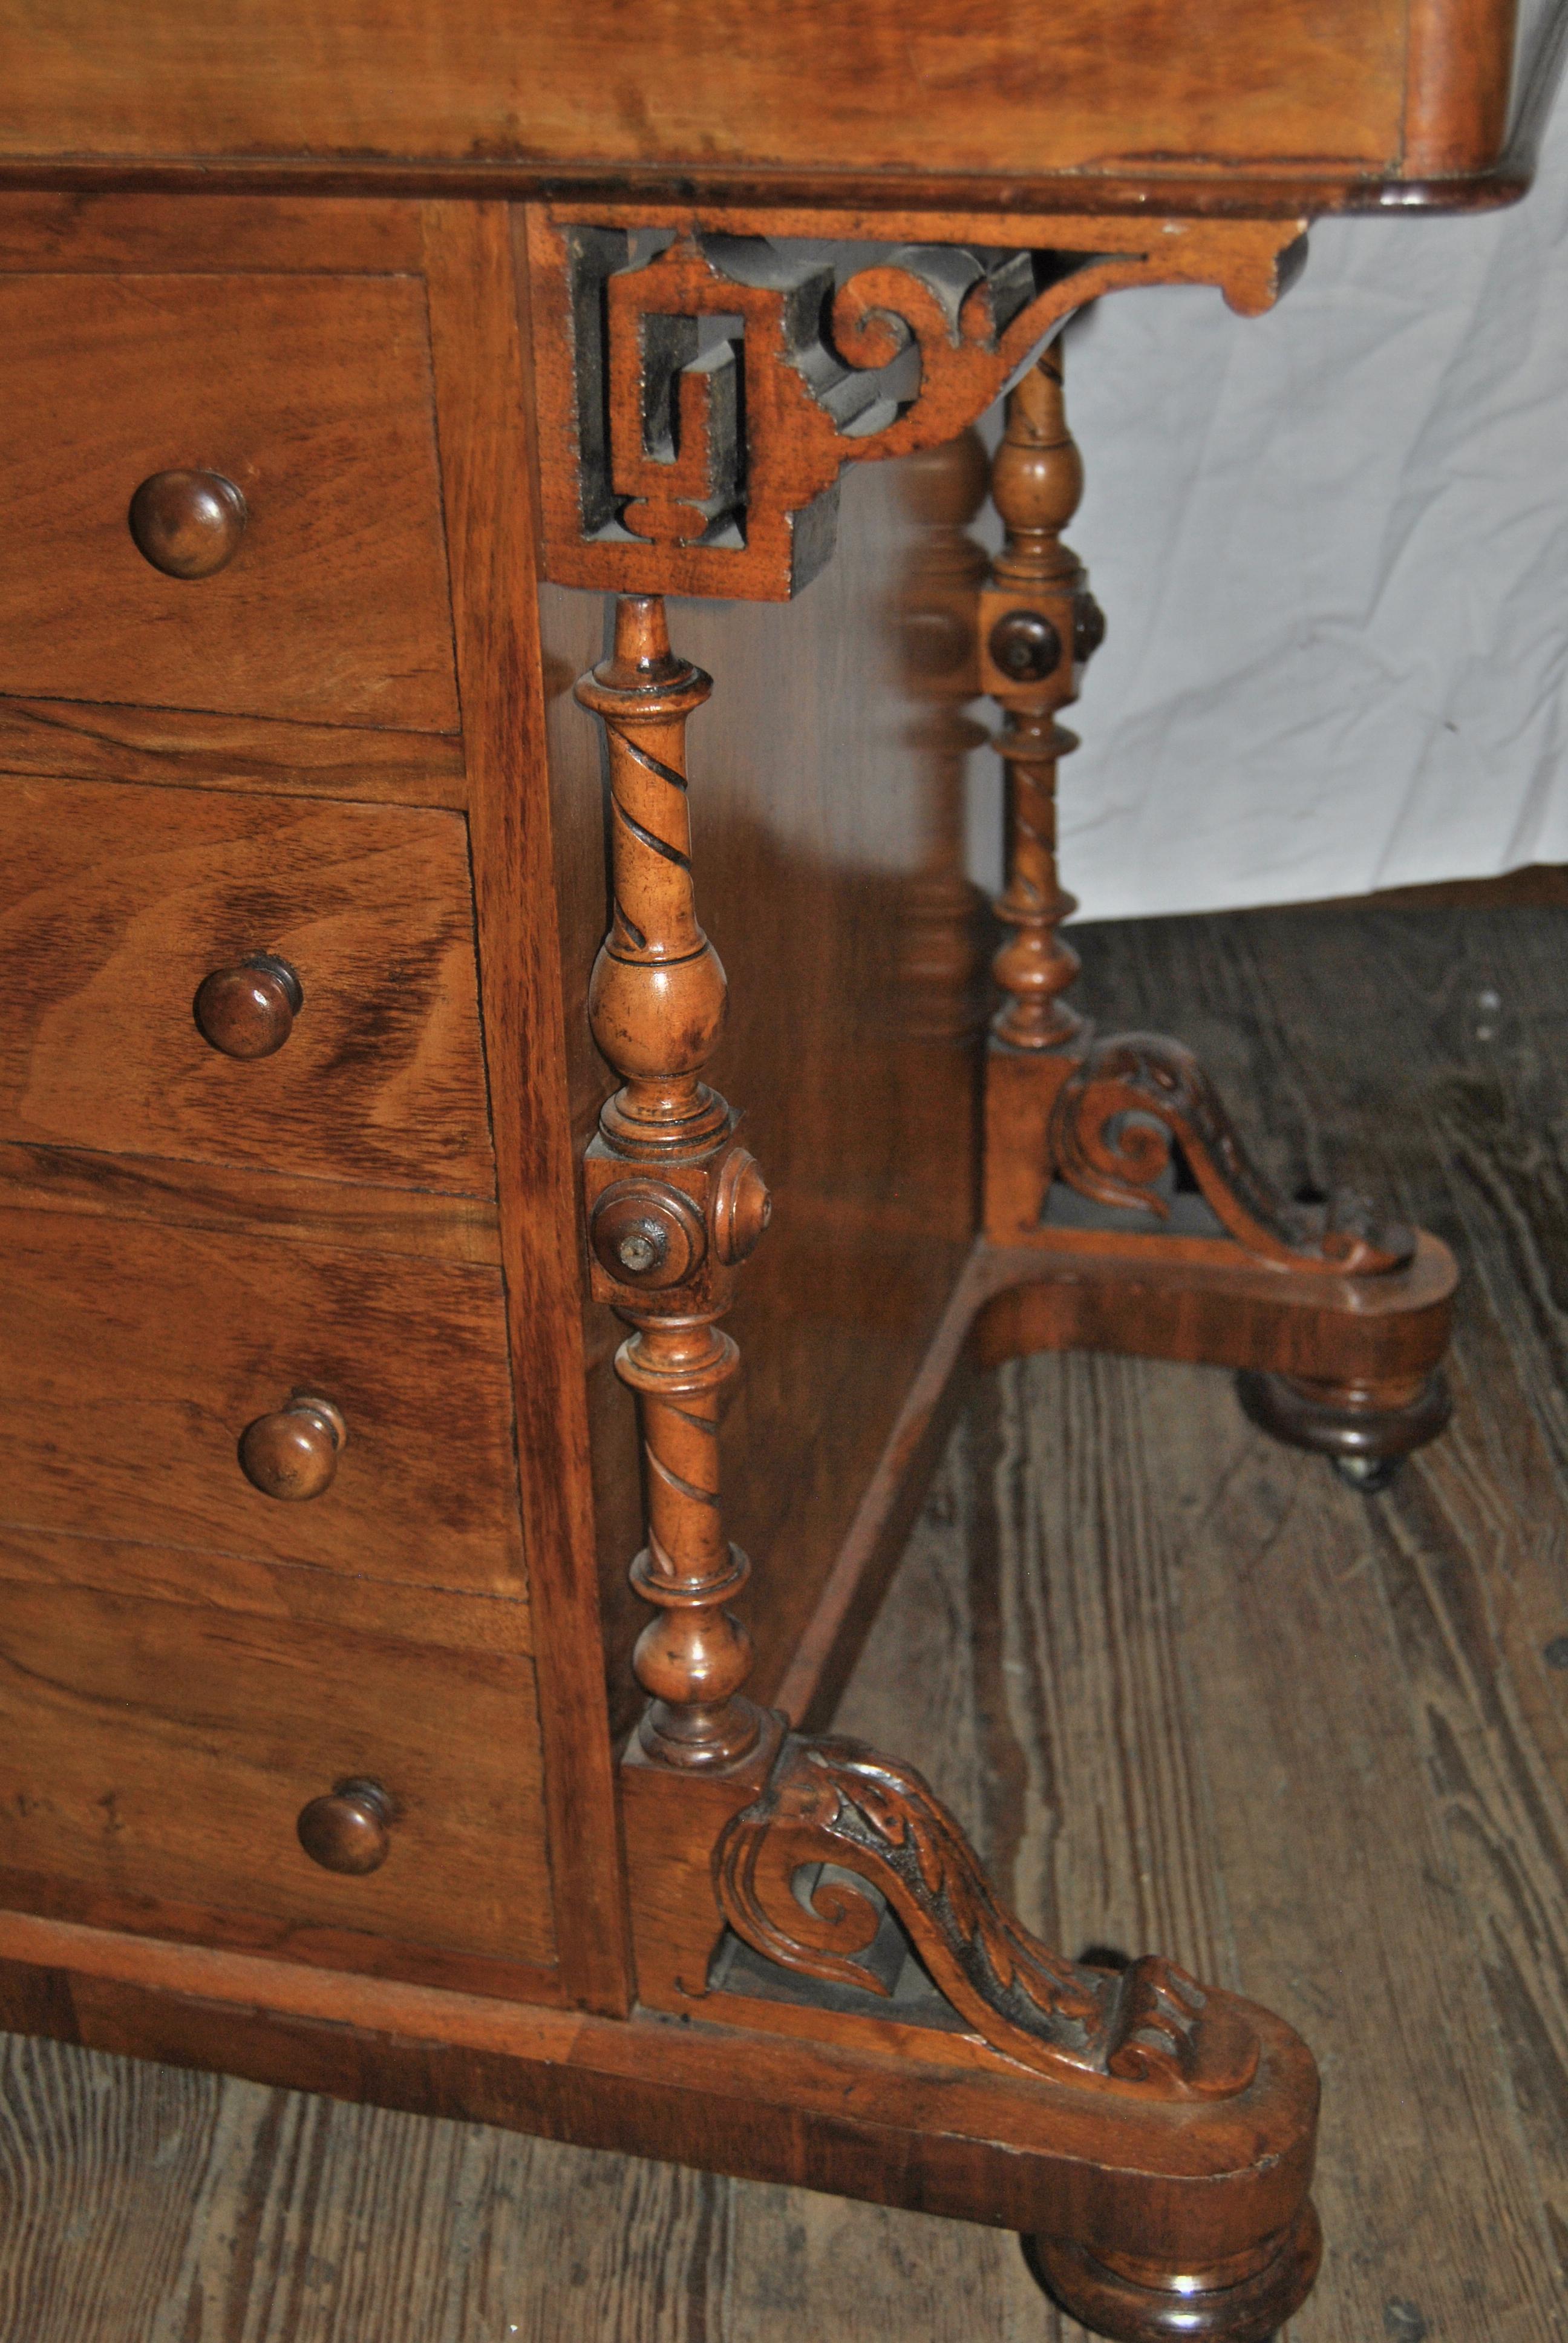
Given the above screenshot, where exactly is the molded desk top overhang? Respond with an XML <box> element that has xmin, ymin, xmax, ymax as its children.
<box><xmin>0</xmin><ymin>0</ymin><xmax>1564</xmax><ymax>217</ymax></box>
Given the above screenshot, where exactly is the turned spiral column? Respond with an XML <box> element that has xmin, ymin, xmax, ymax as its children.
<box><xmin>981</xmin><ymin>339</ymin><xmax>1102</xmax><ymax>1052</ymax></box>
<box><xmin>576</xmin><ymin>595</ymin><xmax>770</xmax><ymax>1771</ymax></box>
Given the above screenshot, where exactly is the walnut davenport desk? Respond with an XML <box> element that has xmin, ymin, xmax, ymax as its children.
<box><xmin>0</xmin><ymin>6</ymin><xmax>1561</xmax><ymax>2335</ymax></box>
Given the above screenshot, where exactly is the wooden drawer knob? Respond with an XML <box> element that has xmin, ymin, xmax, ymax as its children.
<box><xmin>194</xmin><ymin>954</ymin><xmax>302</xmax><ymax>1060</ymax></box>
<box><xmin>239</xmin><ymin>1392</ymin><xmax>347</xmax><ymax>1502</ymax></box>
<box><xmin>128</xmin><ymin>468</ymin><xmax>247</xmax><ymax>580</ymax></box>
<box><xmin>297</xmin><ymin>1777</ymin><xmax>394</xmax><ymax>1875</ymax></box>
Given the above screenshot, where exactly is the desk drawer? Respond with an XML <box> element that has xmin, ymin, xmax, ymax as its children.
<box><xmin>0</xmin><ymin>1561</ymin><xmax>555</xmax><ymax>1983</ymax></box>
<box><xmin>0</xmin><ymin>271</ymin><xmax>457</xmax><ymax>730</ymax></box>
<box><xmin>0</xmin><ymin>776</ymin><xmax>494</xmax><ymax>1194</ymax></box>
<box><xmin>0</xmin><ymin>1206</ymin><xmax>526</xmax><ymax>1598</ymax></box>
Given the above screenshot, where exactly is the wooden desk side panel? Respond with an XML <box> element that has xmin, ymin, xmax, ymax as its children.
<box><xmin>0</xmin><ymin>0</ymin><xmax>1436</xmax><ymax>178</ymax></box>
<box><xmin>542</xmin><ymin>459</ymin><xmax>981</xmax><ymax>1745</ymax></box>
<box><xmin>421</xmin><ymin>202</ymin><xmax>633</xmax><ymax>2016</ymax></box>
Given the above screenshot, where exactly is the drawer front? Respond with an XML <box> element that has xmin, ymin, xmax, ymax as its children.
<box><xmin>0</xmin><ymin>271</ymin><xmax>457</xmax><ymax>730</ymax></box>
<box><xmin>0</xmin><ymin>1207</ymin><xmax>526</xmax><ymax>1597</ymax></box>
<box><xmin>0</xmin><ymin>776</ymin><xmax>494</xmax><ymax>1193</ymax></box>
<box><xmin>0</xmin><ymin>1560</ymin><xmax>555</xmax><ymax>1979</ymax></box>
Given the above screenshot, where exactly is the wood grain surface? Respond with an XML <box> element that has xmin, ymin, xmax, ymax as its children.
<box><xmin>0</xmin><ymin>1141</ymin><xmax>501</xmax><ymax>1266</ymax></box>
<box><xmin>0</xmin><ymin>1570</ymin><xmax>556</xmax><ymax>1982</ymax></box>
<box><xmin>0</xmin><ymin>1207</ymin><xmax>527</xmax><ymax>1596</ymax></box>
<box><xmin>0</xmin><ymin>193</ymin><xmax>426</xmax><ymax>274</ymax></box>
<box><xmin>425</xmin><ymin>202</ymin><xmax>633</xmax><ymax>2016</ymax></box>
<box><xmin>0</xmin><ymin>698</ymin><xmax>467</xmax><ymax>808</ymax></box>
<box><xmin>0</xmin><ymin>271</ymin><xmax>457</xmax><ymax>729</ymax></box>
<box><xmin>0</xmin><ymin>776</ymin><xmax>494</xmax><ymax>1192</ymax></box>
<box><xmin>0</xmin><ymin>0</ymin><xmax>1419</xmax><ymax>177</ymax></box>
<box><xmin>1406</xmin><ymin>0</ymin><xmax>1518</xmax><ymax>169</ymax></box>
<box><xmin>4</xmin><ymin>890</ymin><xmax>1566</xmax><ymax>2332</ymax></box>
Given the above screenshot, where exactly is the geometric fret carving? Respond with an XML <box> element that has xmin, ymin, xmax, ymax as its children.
<box><xmin>529</xmin><ymin>211</ymin><xmax>1309</xmax><ymax>600</ymax></box>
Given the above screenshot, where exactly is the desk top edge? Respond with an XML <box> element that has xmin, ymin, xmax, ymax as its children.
<box><xmin>0</xmin><ymin>151</ymin><xmax>1546</xmax><ymax>225</ymax></box>
<box><xmin>0</xmin><ymin>0</ymin><xmax>1561</xmax><ymax>224</ymax></box>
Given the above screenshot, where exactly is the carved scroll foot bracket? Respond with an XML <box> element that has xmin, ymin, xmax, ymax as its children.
<box><xmin>715</xmin><ymin>1734</ymin><xmax>1259</xmax><ymax>2100</ymax></box>
<box><xmin>1045</xmin><ymin>1030</ymin><xmax>1416</xmax><ymax>1274</ymax></box>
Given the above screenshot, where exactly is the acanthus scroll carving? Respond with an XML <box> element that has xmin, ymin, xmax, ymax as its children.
<box><xmin>715</xmin><ymin>1734</ymin><xmax>1260</xmax><ymax>2099</ymax></box>
<box><xmin>1050</xmin><ymin>1032</ymin><xmax>1415</xmax><ymax>1275</ymax></box>
<box><xmin>529</xmin><ymin>210</ymin><xmax>1307</xmax><ymax>600</ymax></box>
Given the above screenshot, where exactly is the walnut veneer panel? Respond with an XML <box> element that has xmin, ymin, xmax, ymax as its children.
<box><xmin>0</xmin><ymin>0</ymin><xmax>1422</xmax><ymax>175</ymax></box>
<box><xmin>0</xmin><ymin>273</ymin><xmax>457</xmax><ymax>729</ymax></box>
<box><xmin>0</xmin><ymin>776</ymin><xmax>494</xmax><ymax>1193</ymax></box>
<box><xmin>0</xmin><ymin>1206</ymin><xmax>528</xmax><ymax>1598</ymax></box>
<box><xmin>0</xmin><ymin>1560</ymin><xmax>555</xmax><ymax>1978</ymax></box>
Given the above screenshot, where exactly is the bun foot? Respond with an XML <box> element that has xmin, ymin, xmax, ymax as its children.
<box><xmin>1237</xmin><ymin>1366</ymin><xmax>1450</xmax><ymax>1480</ymax></box>
<box><xmin>1024</xmin><ymin>2201</ymin><xmax>1321</xmax><ymax>2341</ymax></box>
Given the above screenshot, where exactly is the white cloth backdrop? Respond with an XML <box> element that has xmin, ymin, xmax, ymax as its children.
<box><xmin>1004</xmin><ymin>97</ymin><xmax>1568</xmax><ymax>922</ymax></box>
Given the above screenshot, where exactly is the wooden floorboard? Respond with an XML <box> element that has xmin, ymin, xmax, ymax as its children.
<box><xmin>3</xmin><ymin>894</ymin><xmax>1566</xmax><ymax>2338</ymax></box>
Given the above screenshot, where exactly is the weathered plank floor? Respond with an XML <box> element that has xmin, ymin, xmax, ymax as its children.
<box><xmin>4</xmin><ymin>894</ymin><xmax>1567</xmax><ymax>2341</ymax></box>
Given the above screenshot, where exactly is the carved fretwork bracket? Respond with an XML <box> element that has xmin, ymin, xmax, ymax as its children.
<box><xmin>528</xmin><ymin>208</ymin><xmax>1307</xmax><ymax>600</ymax></box>
<box><xmin>715</xmin><ymin>1734</ymin><xmax>1260</xmax><ymax>2099</ymax></box>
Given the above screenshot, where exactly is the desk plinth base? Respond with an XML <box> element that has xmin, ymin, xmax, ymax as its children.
<box><xmin>0</xmin><ymin>1902</ymin><xmax>1321</xmax><ymax>2343</ymax></box>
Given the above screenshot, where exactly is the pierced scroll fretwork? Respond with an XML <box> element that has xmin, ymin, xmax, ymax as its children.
<box><xmin>1050</xmin><ymin>1033</ymin><xmax>1416</xmax><ymax>1275</ymax></box>
<box><xmin>715</xmin><ymin>1734</ymin><xmax>1261</xmax><ymax>2099</ymax></box>
<box><xmin>529</xmin><ymin>211</ymin><xmax>1307</xmax><ymax>600</ymax></box>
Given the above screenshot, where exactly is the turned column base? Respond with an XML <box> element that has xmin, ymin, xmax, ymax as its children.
<box><xmin>1027</xmin><ymin>2200</ymin><xmax>1322</xmax><ymax>2343</ymax></box>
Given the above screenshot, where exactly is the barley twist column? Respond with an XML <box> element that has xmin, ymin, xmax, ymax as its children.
<box><xmin>576</xmin><ymin>595</ymin><xmax>771</xmax><ymax>1771</ymax></box>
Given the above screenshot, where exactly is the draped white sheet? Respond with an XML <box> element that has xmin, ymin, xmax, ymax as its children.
<box><xmin>1036</xmin><ymin>97</ymin><xmax>1568</xmax><ymax>921</ymax></box>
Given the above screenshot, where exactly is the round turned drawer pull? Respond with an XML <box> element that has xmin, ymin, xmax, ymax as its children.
<box><xmin>297</xmin><ymin>1777</ymin><xmax>394</xmax><ymax>1876</ymax></box>
<box><xmin>128</xmin><ymin>468</ymin><xmax>248</xmax><ymax>580</ymax></box>
<box><xmin>194</xmin><ymin>954</ymin><xmax>303</xmax><ymax>1060</ymax></box>
<box><xmin>239</xmin><ymin>1391</ymin><xmax>347</xmax><ymax>1502</ymax></box>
